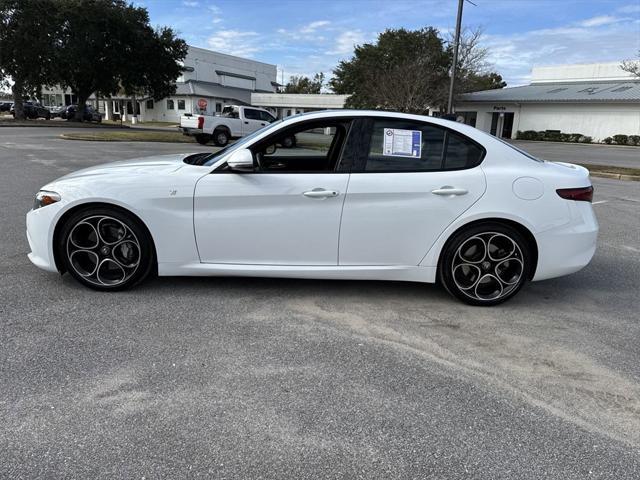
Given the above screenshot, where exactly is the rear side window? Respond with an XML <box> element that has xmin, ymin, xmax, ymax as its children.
<box><xmin>443</xmin><ymin>131</ymin><xmax>484</xmax><ymax>169</ymax></box>
<box><xmin>364</xmin><ymin>119</ymin><xmax>484</xmax><ymax>172</ymax></box>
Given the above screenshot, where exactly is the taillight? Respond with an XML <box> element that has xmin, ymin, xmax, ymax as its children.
<box><xmin>197</xmin><ymin>116</ymin><xmax>204</xmax><ymax>129</ymax></box>
<box><xmin>556</xmin><ymin>186</ymin><xmax>593</xmax><ymax>202</ymax></box>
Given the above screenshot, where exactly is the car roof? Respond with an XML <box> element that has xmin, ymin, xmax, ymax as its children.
<box><xmin>278</xmin><ymin>109</ymin><xmax>486</xmax><ymax>141</ymax></box>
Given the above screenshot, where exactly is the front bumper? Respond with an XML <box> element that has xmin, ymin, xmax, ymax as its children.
<box><xmin>26</xmin><ymin>204</ymin><xmax>63</xmax><ymax>273</ymax></box>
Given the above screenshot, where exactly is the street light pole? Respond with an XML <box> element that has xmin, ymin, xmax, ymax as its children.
<box><xmin>447</xmin><ymin>0</ymin><xmax>464</xmax><ymax>115</ymax></box>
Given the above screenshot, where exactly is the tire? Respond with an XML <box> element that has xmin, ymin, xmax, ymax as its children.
<box><xmin>213</xmin><ymin>129</ymin><xmax>229</xmax><ymax>146</ymax></box>
<box><xmin>280</xmin><ymin>135</ymin><xmax>296</xmax><ymax>148</ymax></box>
<box><xmin>58</xmin><ymin>207</ymin><xmax>155</xmax><ymax>291</ymax></box>
<box><xmin>438</xmin><ymin>222</ymin><xmax>531</xmax><ymax>306</ymax></box>
<box><xmin>45</xmin><ymin>113</ymin><xmax>51</xmax><ymax>120</ymax></box>
<box><xmin>195</xmin><ymin>134</ymin><xmax>211</xmax><ymax>145</ymax></box>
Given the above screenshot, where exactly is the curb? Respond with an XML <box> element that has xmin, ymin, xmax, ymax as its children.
<box><xmin>511</xmin><ymin>139</ymin><xmax>640</xmax><ymax>149</ymax></box>
<box><xmin>589</xmin><ymin>172</ymin><xmax>640</xmax><ymax>182</ymax></box>
<box><xmin>0</xmin><ymin>121</ymin><xmax>130</xmax><ymax>129</ymax></box>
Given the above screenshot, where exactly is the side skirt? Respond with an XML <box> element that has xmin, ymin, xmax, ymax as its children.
<box><xmin>158</xmin><ymin>262</ymin><xmax>437</xmax><ymax>283</ymax></box>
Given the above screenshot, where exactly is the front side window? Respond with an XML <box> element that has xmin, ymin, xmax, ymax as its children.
<box><xmin>364</xmin><ymin>119</ymin><xmax>484</xmax><ymax>172</ymax></box>
<box><xmin>166</xmin><ymin>99</ymin><xmax>174</xmax><ymax>110</ymax></box>
<box><xmin>249</xmin><ymin>120</ymin><xmax>351</xmax><ymax>173</ymax></box>
<box><xmin>259</xmin><ymin>110</ymin><xmax>276</xmax><ymax>123</ymax></box>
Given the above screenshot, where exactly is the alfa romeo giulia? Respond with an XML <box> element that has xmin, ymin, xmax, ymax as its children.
<box><xmin>26</xmin><ymin>110</ymin><xmax>598</xmax><ymax>305</ymax></box>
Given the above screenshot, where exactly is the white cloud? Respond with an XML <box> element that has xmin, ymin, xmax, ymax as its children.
<box><xmin>577</xmin><ymin>15</ymin><xmax>623</xmax><ymax>27</ymax></box>
<box><xmin>482</xmin><ymin>18</ymin><xmax>640</xmax><ymax>86</ymax></box>
<box><xmin>182</xmin><ymin>0</ymin><xmax>199</xmax><ymax>6</ymax></box>
<box><xmin>326</xmin><ymin>30</ymin><xmax>366</xmax><ymax>55</ymax></box>
<box><xmin>207</xmin><ymin>30</ymin><xmax>260</xmax><ymax>57</ymax></box>
<box><xmin>300</xmin><ymin>20</ymin><xmax>331</xmax><ymax>34</ymax></box>
<box><xmin>617</xmin><ymin>4</ymin><xmax>640</xmax><ymax>14</ymax></box>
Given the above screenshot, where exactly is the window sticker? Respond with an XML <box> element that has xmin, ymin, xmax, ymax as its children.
<box><xmin>383</xmin><ymin>128</ymin><xmax>422</xmax><ymax>158</ymax></box>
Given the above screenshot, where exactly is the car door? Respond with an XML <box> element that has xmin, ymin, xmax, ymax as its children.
<box><xmin>339</xmin><ymin>118</ymin><xmax>487</xmax><ymax>266</ymax></box>
<box><xmin>193</xmin><ymin>118</ymin><xmax>354</xmax><ymax>265</ymax></box>
<box><xmin>242</xmin><ymin>108</ymin><xmax>267</xmax><ymax>136</ymax></box>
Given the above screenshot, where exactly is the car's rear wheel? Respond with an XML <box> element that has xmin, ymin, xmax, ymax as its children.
<box><xmin>213</xmin><ymin>129</ymin><xmax>229</xmax><ymax>146</ymax></box>
<box><xmin>195</xmin><ymin>134</ymin><xmax>211</xmax><ymax>145</ymax></box>
<box><xmin>58</xmin><ymin>207</ymin><xmax>155</xmax><ymax>291</ymax></box>
<box><xmin>439</xmin><ymin>222</ymin><xmax>530</xmax><ymax>306</ymax></box>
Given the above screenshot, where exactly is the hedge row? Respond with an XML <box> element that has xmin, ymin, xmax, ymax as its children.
<box><xmin>516</xmin><ymin>130</ymin><xmax>592</xmax><ymax>143</ymax></box>
<box><xmin>516</xmin><ymin>130</ymin><xmax>640</xmax><ymax>145</ymax></box>
<box><xmin>603</xmin><ymin>134</ymin><xmax>640</xmax><ymax>146</ymax></box>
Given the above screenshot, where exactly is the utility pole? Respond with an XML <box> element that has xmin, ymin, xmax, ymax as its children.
<box><xmin>447</xmin><ymin>0</ymin><xmax>464</xmax><ymax>114</ymax></box>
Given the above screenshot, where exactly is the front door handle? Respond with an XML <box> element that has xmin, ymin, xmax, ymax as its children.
<box><xmin>303</xmin><ymin>188</ymin><xmax>339</xmax><ymax>199</ymax></box>
<box><xmin>431</xmin><ymin>186</ymin><xmax>468</xmax><ymax>196</ymax></box>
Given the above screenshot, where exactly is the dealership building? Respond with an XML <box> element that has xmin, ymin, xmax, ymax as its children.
<box><xmin>41</xmin><ymin>45</ymin><xmax>280</xmax><ymax>122</ymax></box>
<box><xmin>454</xmin><ymin>62</ymin><xmax>640</xmax><ymax>142</ymax></box>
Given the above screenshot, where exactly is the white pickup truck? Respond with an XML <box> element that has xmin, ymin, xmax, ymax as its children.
<box><xmin>180</xmin><ymin>105</ymin><xmax>292</xmax><ymax>147</ymax></box>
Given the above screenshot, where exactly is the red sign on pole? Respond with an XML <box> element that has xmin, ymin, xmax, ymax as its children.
<box><xmin>197</xmin><ymin>98</ymin><xmax>208</xmax><ymax>110</ymax></box>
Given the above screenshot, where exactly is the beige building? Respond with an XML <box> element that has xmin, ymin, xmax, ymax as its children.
<box><xmin>455</xmin><ymin>62</ymin><xmax>640</xmax><ymax>141</ymax></box>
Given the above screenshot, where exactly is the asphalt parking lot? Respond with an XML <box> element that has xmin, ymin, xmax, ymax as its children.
<box><xmin>1</xmin><ymin>126</ymin><xmax>639</xmax><ymax>478</ymax></box>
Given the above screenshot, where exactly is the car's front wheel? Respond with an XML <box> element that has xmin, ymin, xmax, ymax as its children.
<box><xmin>439</xmin><ymin>223</ymin><xmax>531</xmax><ymax>306</ymax></box>
<box><xmin>58</xmin><ymin>207</ymin><xmax>155</xmax><ymax>291</ymax></box>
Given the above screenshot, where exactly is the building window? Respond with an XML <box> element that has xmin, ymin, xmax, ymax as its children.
<box><xmin>146</xmin><ymin>99</ymin><xmax>154</xmax><ymax>109</ymax></box>
<box><xmin>215</xmin><ymin>103</ymin><xmax>222</xmax><ymax>113</ymax></box>
<box><xmin>167</xmin><ymin>99</ymin><xmax>174</xmax><ymax>110</ymax></box>
<box><xmin>177</xmin><ymin>99</ymin><xmax>185</xmax><ymax>110</ymax></box>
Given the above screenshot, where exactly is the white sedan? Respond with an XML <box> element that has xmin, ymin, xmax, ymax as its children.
<box><xmin>26</xmin><ymin>110</ymin><xmax>598</xmax><ymax>305</ymax></box>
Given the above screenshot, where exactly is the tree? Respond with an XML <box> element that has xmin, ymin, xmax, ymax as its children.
<box><xmin>0</xmin><ymin>0</ymin><xmax>60</xmax><ymax>119</ymax></box>
<box><xmin>621</xmin><ymin>51</ymin><xmax>640</xmax><ymax>78</ymax></box>
<box><xmin>55</xmin><ymin>0</ymin><xmax>187</xmax><ymax>120</ymax></box>
<box><xmin>284</xmin><ymin>72</ymin><xmax>325</xmax><ymax>94</ymax></box>
<box><xmin>329</xmin><ymin>27</ymin><xmax>504</xmax><ymax>114</ymax></box>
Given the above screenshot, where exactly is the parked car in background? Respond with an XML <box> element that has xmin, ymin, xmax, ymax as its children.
<box><xmin>0</xmin><ymin>101</ymin><xmax>14</xmax><ymax>112</ymax></box>
<box><xmin>48</xmin><ymin>105</ymin><xmax>67</xmax><ymax>119</ymax></box>
<box><xmin>61</xmin><ymin>104</ymin><xmax>102</xmax><ymax>122</ymax></box>
<box><xmin>180</xmin><ymin>105</ymin><xmax>290</xmax><ymax>146</ymax></box>
<box><xmin>10</xmin><ymin>101</ymin><xmax>51</xmax><ymax>119</ymax></box>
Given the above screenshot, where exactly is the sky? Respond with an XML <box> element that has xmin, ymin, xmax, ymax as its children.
<box><xmin>138</xmin><ymin>0</ymin><xmax>638</xmax><ymax>86</ymax></box>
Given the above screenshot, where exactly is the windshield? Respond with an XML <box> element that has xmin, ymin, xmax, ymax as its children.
<box><xmin>194</xmin><ymin>120</ymin><xmax>284</xmax><ymax>166</ymax></box>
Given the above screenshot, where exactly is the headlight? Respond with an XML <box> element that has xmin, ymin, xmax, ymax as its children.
<box><xmin>33</xmin><ymin>190</ymin><xmax>61</xmax><ymax>210</ymax></box>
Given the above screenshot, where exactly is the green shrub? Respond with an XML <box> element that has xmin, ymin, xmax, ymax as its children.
<box><xmin>603</xmin><ymin>137</ymin><xmax>613</xmax><ymax>144</ymax></box>
<box><xmin>544</xmin><ymin>130</ymin><xmax>562</xmax><ymax>142</ymax></box>
<box><xmin>629</xmin><ymin>135</ymin><xmax>640</xmax><ymax>146</ymax></box>
<box><xmin>579</xmin><ymin>136</ymin><xmax>592</xmax><ymax>143</ymax></box>
<box><xmin>516</xmin><ymin>130</ymin><xmax>539</xmax><ymax>140</ymax></box>
<box><xmin>613</xmin><ymin>134</ymin><xmax>629</xmax><ymax>145</ymax></box>
<box><xmin>568</xmin><ymin>133</ymin><xmax>583</xmax><ymax>142</ymax></box>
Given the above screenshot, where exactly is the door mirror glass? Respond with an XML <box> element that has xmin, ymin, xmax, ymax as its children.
<box><xmin>226</xmin><ymin>148</ymin><xmax>254</xmax><ymax>171</ymax></box>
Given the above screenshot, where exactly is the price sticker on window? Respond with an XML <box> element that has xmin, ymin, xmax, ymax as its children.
<box><xmin>383</xmin><ymin>128</ymin><xmax>422</xmax><ymax>158</ymax></box>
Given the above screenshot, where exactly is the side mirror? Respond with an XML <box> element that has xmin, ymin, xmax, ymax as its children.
<box><xmin>226</xmin><ymin>148</ymin><xmax>254</xmax><ymax>172</ymax></box>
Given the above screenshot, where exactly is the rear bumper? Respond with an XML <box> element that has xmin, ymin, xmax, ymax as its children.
<box><xmin>181</xmin><ymin>127</ymin><xmax>202</xmax><ymax>136</ymax></box>
<box><xmin>532</xmin><ymin>201</ymin><xmax>598</xmax><ymax>281</ymax></box>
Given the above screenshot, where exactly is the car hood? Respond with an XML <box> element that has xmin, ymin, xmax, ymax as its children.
<box><xmin>53</xmin><ymin>153</ymin><xmax>196</xmax><ymax>182</ymax></box>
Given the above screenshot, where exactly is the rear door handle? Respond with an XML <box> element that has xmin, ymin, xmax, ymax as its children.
<box><xmin>431</xmin><ymin>186</ymin><xmax>468</xmax><ymax>196</ymax></box>
<box><xmin>303</xmin><ymin>188</ymin><xmax>339</xmax><ymax>199</ymax></box>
